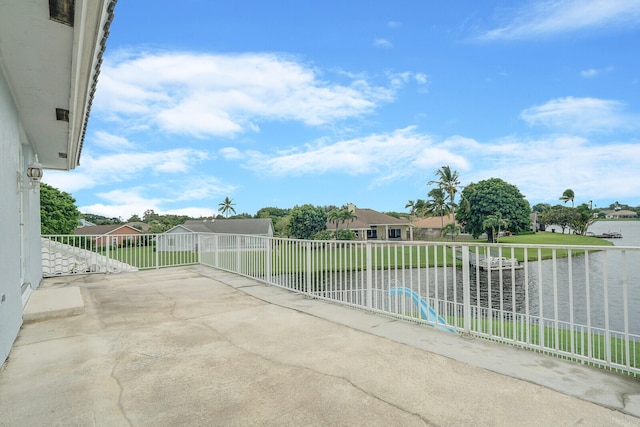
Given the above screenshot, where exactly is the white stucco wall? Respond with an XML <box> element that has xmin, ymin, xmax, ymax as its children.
<box><xmin>0</xmin><ymin>69</ymin><xmax>43</xmax><ymax>366</ymax></box>
<box><xmin>0</xmin><ymin>69</ymin><xmax>25</xmax><ymax>365</ymax></box>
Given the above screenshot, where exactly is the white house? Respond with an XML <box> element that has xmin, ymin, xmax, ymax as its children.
<box><xmin>0</xmin><ymin>1</ymin><xmax>116</xmax><ymax>367</ymax></box>
<box><xmin>157</xmin><ymin>219</ymin><xmax>275</xmax><ymax>252</ymax></box>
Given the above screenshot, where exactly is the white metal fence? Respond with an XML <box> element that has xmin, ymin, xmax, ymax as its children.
<box><xmin>198</xmin><ymin>234</ymin><xmax>640</xmax><ymax>377</ymax></box>
<box><xmin>43</xmin><ymin>232</ymin><xmax>640</xmax><ymax>376</ymax></box>
<box><xmin>41</xmin><ymin>233</ymin><xmax>199</xmax><ymax>276</ymax></box>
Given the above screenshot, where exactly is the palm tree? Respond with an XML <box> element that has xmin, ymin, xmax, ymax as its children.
<box><xmin>327</xmin><ymin>209</ymin><xmax>342</xmax><ymax>231</ymax></box>
<box><xmin>425</xmin><ymin>187</ymin><xmax>449</xmax><ymax>229</ymax></box>
<box><xmin>218</xmin><ymin>197</ymin><xmax>236</xmax><ymax>218</ymax></box>
<box><xmin>482</xmin><ymin>213</ymin><xmax>508</xmax><ymax>243</ymax></box>
<box><xmin>405</xmin><ymin>199</ymin><xmax>427</xmax><ymax>218</ymax></box>
<box><xmin>405</xmin><ymin>200</ymin><xmax>416</xmax><ymax>219</ymax></box>
<box><xmin>559</xmin><ymin>189</ymin><xmax>575</xmax><ymax>208</ymax></box>
<box><xmin>340</xmin><ymin>209</ymin><xmax>357</xmax><ymax>227</ymax></box>
<box><xmin>441</xmin><ymin>222</ymin><xmax>460</xmax><ymax>241</ymax></box>
<box><xmin>428</xmin><ymin>165</ymin><xmax>461</xmax><ymax>220</ymax></box>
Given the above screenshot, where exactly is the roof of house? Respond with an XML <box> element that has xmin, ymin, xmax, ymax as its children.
<box><xmin>330</xmin><ymin>207</ymin><xmax>411</xmax><ymax>230</ymax></box>
<box><xmin>126</xmin><ymin>222</ymin><xmax>151</xmax><ymax>232</ymax></box>
<box><xmin>178</xmin><ymin>219</ymin><xmax>273</xmax><ymax>235</ymax></box>
<box><xmin>74</xmin><ymin>224</ymin><xmax>141</xmax><ymax>235</ymax></box>
<box><xmin>413</xmin><ymin>216</ymin><xmax>456</xmax><ymax>229</ymax></box>
<box><xmin>210</xmin><ymin>218</ymin><xmax>273</xmax><ymax>235</ymax></box>
<box><xmin>609</xmin><ymin>210</ymin><xmax>636</xmax><ymax>216</ymax></box>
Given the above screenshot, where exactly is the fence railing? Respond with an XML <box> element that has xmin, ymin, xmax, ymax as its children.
<box><xmin>43</xmin><ymin>233</ymin><xmax>640</xmax><ymax>376</ymax></box>
<box><xmin>41</xmin><ymin>233</ymin><xmax>199</xmax><ymax>275</ymax></box>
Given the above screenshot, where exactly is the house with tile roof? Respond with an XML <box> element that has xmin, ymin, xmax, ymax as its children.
<box><xmin>327</xmin><ymin>204</ymin><xmax>413</xmax><ymax>241</ymax></box>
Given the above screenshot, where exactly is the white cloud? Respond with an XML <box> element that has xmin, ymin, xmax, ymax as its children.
<box><xmin>387</xmin><ymin>21</ymin><xmax>401</xmax><ymax>29</ymax></box>
<box><xmin>96</xmin><ymin>51</ymin><xmax>397</xmax><ymax>138</ymax></box>
<box><xmin>43</xmin><ymin>149</ymin><xmax>210</xmax><ymax>192</ymax></box>
<box><xmin>93</xmin><ymin>131</ymin><xmax>135</xmax><ymax>151</ymax></box>
<box><xmin>414</xmin><ymin>73</ymin><xmax>428</xmax><ymax>85</ymax></box>
<box><xmin>219</xmin><ymin>147</ymin><xmax>244</xmax><ymax>160</ymax></box>
<box><xmin>580</xmin><ymin>65</ymin><xmax>614</xmax><ymax>78</ymax></box>
<box><xmin>580</xmin><ymin>68</ymin><xmax>600</xmax><ymax>78</ymax></box>
<box><xmin>387</xmin><ymin>71</ymin><xmax>429</xmax><ymax>90</ymax></box>
<box><xmin>373</xmin><ymin>38</ymin><xmax>393</xmax><ymax>48</ymax></box>
<box><xmin>233</xmin><ymin>127</ymin><xmax>469</xmax><ymax>188</ymax></box>
<box><xmin>78</xmin><ymin>179</ymin><xmax>231</xmax><ymax>220</ymax></box>
<box><xmin>476</xmin><ymin>0</ymin><xmax>640</xmax><ymax>41</ymax></box>
<box><xmin>520</xmin><ymin>96</ymin><xmax>639</xmax><ymax>133</ymax></box>
<box><xmin>459</xmin><ymin>135</ymin><xmax>640</xmax><ymax>204</ymax></box>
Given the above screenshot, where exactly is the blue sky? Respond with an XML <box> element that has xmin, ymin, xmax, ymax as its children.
<box><xmin>45</xmin><ymin>0</ymin><xmax>640</xmax><ymax>219</ymax></box>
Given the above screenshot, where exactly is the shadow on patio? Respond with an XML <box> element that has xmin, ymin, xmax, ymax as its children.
<box><xmin>1</xmin><ymin>265</ymin><xmax>639</xmax><ymax>426</ymax></box>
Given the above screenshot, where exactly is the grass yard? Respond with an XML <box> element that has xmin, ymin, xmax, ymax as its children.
<box><xmin>99</xmin><ymin>245</ymin><xmax>198</xmax><ymax>269</ymax></box>
<box><xmin>457</xmin><ymin>315</ymin><xmax>640</xmax><ymax>372</ymax></box>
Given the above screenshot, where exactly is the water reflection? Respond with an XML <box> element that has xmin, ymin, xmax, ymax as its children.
<box><xmin>278</xmin><ymin>248</ymin><xmax>640</xmax><ymax>334</ymax></box>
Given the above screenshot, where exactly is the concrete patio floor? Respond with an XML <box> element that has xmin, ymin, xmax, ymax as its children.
<box><xmin>1</xmin><ymin>265</ymin><xmax>640</xmax><ymax>426</ymax></box>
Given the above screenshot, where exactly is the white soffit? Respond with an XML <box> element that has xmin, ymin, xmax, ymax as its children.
<box><xmin>0</xmin><ymin>0</ymin><xmax>116</xmax><ymax>170</ymax></box>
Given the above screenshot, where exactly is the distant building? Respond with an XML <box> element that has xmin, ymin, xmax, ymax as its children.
<box><xmin>74</xmin><ymin>224</ymin><xmax>143</xmax><ymax>246</ymax></box>
<box><xmin>327</xmin><ymin>204</ymin><xmax>413</xmax><ymax>240</ymax></box>
<box><xmin>606</xmin><ymin>210</ymin><xmax>637</xmax><ymax>219</ymax></box>
<box><xmin>412</xmin><ymin>216</ymin><xmax>456</xmax><ymax>240</ymax></box>
<box><xmin>157</xmin><ymin>219</ymin><xmax>274</xmax><ymax>252</ymax></box>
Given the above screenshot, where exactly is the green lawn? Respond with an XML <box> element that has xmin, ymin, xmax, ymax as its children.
<box><xmin>203</xmin><ymin>233</ymin><xmax>615</xmax><ymax>276</ymax></box>
<box><xmin>495</xmin><ymin>233</ymin><xmax>613</xmax><ymax>262</ymax></box>
<box><xmin>98</xmin><ymin>246</ymin><xmax>198</xmax><ymax>269</ymax></box>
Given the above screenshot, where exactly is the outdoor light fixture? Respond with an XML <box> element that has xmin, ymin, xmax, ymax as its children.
<box><xmin>18</xmin><ymin>155</ymin><xmax>43</xmax><ymax>192</ymax></box>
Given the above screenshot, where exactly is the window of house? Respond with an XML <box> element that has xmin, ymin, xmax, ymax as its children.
<box><xmin>388</xmin><ymin>228</ymin><xmax>401</xmax><ymax>239</ymax></box>
<box><xmin>367</xmin><ymin>229</ymin><xmax>378</xmax><ymax>239</ymax></box>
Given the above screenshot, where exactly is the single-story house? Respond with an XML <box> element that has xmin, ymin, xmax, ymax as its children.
<box><xmin>606</xmin><ymin>210</ymin><xmax>637</xmax><ymax>219</ymax></box>
<box><xmin>157</xmin><ymin>219</ymin><xmax>274</xmax><ymax>252</ymax></box>
<box><xmin>412</xmin><ymin>216</ymin><xmax>456</xmax><ymax>240</ymax></box>
<box><xmin>0</xmin><ymin>0</ymin><xmax>116</xmax><ymax>367</ymax></box>
<box><xmin>328</xmin><ymin>204</ymin><xmax>413</xmax><ymax>241</ymax></box>
<box><xmin>74</xmin><ymin>224</ymin><xmax>142</xmax><ymax>246</ymax></box>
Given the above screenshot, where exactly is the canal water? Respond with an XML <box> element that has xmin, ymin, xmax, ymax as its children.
<box><xmin>422</xmin><ymin>221</ymin><xmax>640</xmax><ymax>334</ymax></box>
<box><xmin>293</xmin><ymin>221</ymin><xmax>640</xmax><ymax>334</ymax></box>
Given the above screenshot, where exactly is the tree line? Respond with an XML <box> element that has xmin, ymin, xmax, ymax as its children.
<box><xmin>41</xmin><ymin>179</ymin><xmax>639</xmax><ymax>239</ymax></box>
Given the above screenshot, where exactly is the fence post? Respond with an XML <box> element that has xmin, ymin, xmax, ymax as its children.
<box><xmin>105</xmin><ymin>238</ymin><xmax>110</xmax><ymax>272</ymax></box>
<box><xmin>366</xmin><ymin>242</ymin><xmax>372</xmax><ymax>311</ymax></box>
<box><xmin>236</xmin><ymin>236</ymin><xmax>241</xmax><ymax>274</ymax></box>
<box><xmin>155</xmin><ymin>235</ymin><xmax>160</xmax><ymax>269</ymax></box>
<box><xmin>462</xmin><ymin>244</ymin><xmax>471</xmax><ymax>334</ymax></box>
<box><xmin>265</xmin><ymin>237</ymin><xmax>272</xmax><ymax>284</ymax></box>
<box><xmin>305</xmin><ymin>241</ymin><xmax>312</xmax><ymax>296</ymax></box>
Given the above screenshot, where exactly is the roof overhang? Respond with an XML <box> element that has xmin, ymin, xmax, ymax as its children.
<box><xmin>0</xmin><ymin>0</ymin><xmax>116</xmax><ymax>170</ymax></box>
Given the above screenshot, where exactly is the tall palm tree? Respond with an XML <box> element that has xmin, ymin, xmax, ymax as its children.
<box><xmin>405</xmin><ymin>199</ymin><xmax>427</xmax><ymax>218</ymax></box>
<box><xmin>218</xmin><ymin>197</ymin><xmax>236</xmax><ymax>218</ymax></box>
<box><xmin>327</xmin><ymin>209</ymin><xmax>342</xmax><ymax>231</ymax></box>
<box><xmin>405</xmin><ymin>200</ymin><xmax>416</xmax><ymax>215</ymax></box>
<box><xmin>425</xmin><ymin>187</ymin><xmax>449</xmax><ymax>229</ymax></box>
<box><xmin>559</xmin><ymin>189</ymin><xmax>575</xmax><ymax>208</ymax></box>
<box><xmin>428</xmin><ymin>165</ymin><xmax>461</xmax><ymax>220</ymax></box>
<box><xmin>340</xmin><ymin>209</ymin><xmax>357</xmax><ymax>227</ymax></box>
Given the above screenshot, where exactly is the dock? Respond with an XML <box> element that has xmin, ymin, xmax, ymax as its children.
<box><xmin>456</xmin><ymin>250</ymin><xmax>523</xmax><ymax>272</ymax></box>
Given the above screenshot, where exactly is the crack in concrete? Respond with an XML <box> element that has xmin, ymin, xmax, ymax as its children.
<box><xmin>196</xmin><ymin>320</ymin><xmax>438</xmax><ymax>426</ymax></box>
<box><xmin>109</xmin><ymin>332</ymin><xmax>134</xmax><ymax>427</ymax></box>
